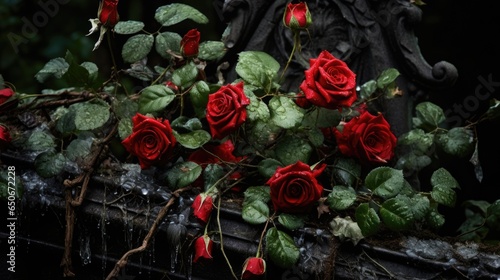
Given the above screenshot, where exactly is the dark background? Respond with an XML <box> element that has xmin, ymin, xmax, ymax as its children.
<box><xmin>1</xmin><ymin>0</ymin><xmax>499</xmax><ymax>230</ymax></box>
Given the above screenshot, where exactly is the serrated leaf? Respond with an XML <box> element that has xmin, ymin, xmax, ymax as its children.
<box><xmin>155</xmin><ymin>31</ymin><xmax>181</xmax><ymax>59</ymax></box>
<box><xmin>380</xmin><ymin>198</ymin><xmax>414</xmax><ymax>230</ymax></box>
<box><xmin>172</xmin><ymin>130</ymin><xmax>211</xmax><ymax>149</ymax></box>
<box><xmin>74</xmin><ymin>100</ymin><xmax>110</xmax><ymax>131</ymax></box>
<box><xmin>330</xmin><ymin>216</ymin><xmax>364</xmax><ymax>245</ymax></box>
<box><xmin>112</xmin><ymin>98</ymin><xmax>138</xmax><ymax>119</ymax></box>
<box><xmin>171</xmin><ymin>116</ymin><xmax>203</xmax><ymax>132</ymax></box>
<box><xmin>431</xmin><ymin>185</ymin><xmax>456</xmax><ymax>207</ymax></box>
<box><xmin>35</xmin><ymin>57</ymin><xmax>69</xmax><ymax>83</ymax></box>
<box><xmin>172</xmin><ymin>62</ymin><xmax>198</xmax><ymax>90</ymax></box>
<box><xmin>242</xmin><ymin>200</ymin><xmax>269</xmax><ymax>224</ymax></box>
<box><xmin>81</xmin><ymin>62</ymin><xmax>98</xmax><ymax>81</ymax></box>
<box><xmin>355</xmin><ymin>203</ymin><xmax>380</xmax><ymax>236</ymax></box>
<box><xmin>122</xmin><ymin>34</ymin><xmax>154</xmax><ymax>63</ymax></box>
<box><xmin>198</xmin><ymin>41</ymin><xmax>226</xmax><ymax>61</ymax></box>
<box><xmin>203</xmin><ymin>164</ymin><xmax>225</xmax><ymax>191</ymax></box>
<box><xmin>327</xmin><ymin>186</ymin><xmax>357</xmax><ymax>210</ymax></box>
<box><xmin>163</xmin><ymin>161</ymin><xmax>202</xmax><ymax>190</ymax></box>
<box><xmin>278</xmin><ymin>213</ymin><xmax>305</xmax><ymax>230</ymax></box>
<box><xmin>274</xmin><ymin>135</ymin><xmax>312</xmax><ymax>166</ymax></box>
<box><xmin>408</xmin><ymin>194</ymin><xmax>431</xmax><ymax>220</ymax></box>
<box><xmin>155</xmin><ymin>3</ymin><xmax>208</xmax><ymax>26</ymax></box>
<box><xmin>360</xmin><ymin>80</ymin><xmax>377</xmax><ymax>100</ymax></box>
<box><xmin>257</xmin><ymin>158</ymin><xmax>283</xmax><ymax>179</ymax></box>
<box><xmin>268</xmin><ymin>96</ymin><xmax>305</xmax><ymax>129</ymax></box>
<box><xmin>34</xmin><ymin>152</ymin><xmax>66</xmax><ymax>178</ymax></box>
<box><xmin>26</xmin><ymin>130</ymin><xmax>56</xmax><ymax>151</ymax></box>
<box><xmin>114</xmin><ymin>20</ymin><xmax>145</xmax><ymax>34</ymax></box>
<box><xmin>265</xmin><ymin>228</ymin><xmax>300</xmax><ymax>269</ymax></box>
<box><xmin>236</xmin><ymin>51</ymin><xmax>280</xmax><ymax>91</ymax></box>
<box><xmin>398</xmin><ymin>128</ymin><xmax>434</xmax><ymax>154</ymax></box>
<box><xmin>138</xmin><ymin>84</ymin><xmax>176</xmax><ymax>114</ymax></box>
<box><xmin>413</xmin><ymin>102</ymin><xmax>445</xmax><ymax>131</ymax></box>
<box><xmin>245</xmin><ymin>89</ymin><xmax>271</xmax><ymax>122</ymax></box>
<box><xmin>376</xmin><ymin>68</ymin><xmax>400</xmax><ymax>88</ymax></box>
<box><xmin>436</xmin><ymin>127</ymin><xmax>475</xmax><ymax>158</ymax></box>
<box><xmin>365</xmin><ymin>167</ymin><xmax>404</xmax><ymax>199</ymax></box>
<box><xmin>426</xmin><ymin>209</ymin><xmax>445</xmax><ymax>228</ymax></box>
<box><xmin>118</xmin><ymin>118</ymin><xmax>133</xmax><ymax>140</ymax></box>
<box><xmin>431</xmin><ymin>168</ymin><xmax>460</xmax><ymax>189</ymax></box>
<box><xmin>243</xmin><ymin>186</ymin><xmax>271</xmax><ymax>207</ymax></box>
<box><xmin>189</xmin><ymin>81</ymin><xmax>210</xmax><ymax>118</ymax></box>
<box><xmin>65</xmin><ymin>138</ymin><xmax>93</xmax><ymax>162</ymax></box>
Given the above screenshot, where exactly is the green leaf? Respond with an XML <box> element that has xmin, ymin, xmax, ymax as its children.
<box><xmin>327</xmin><ymin>186</ymin><xmax>357</xmax><ymax>210</ymax></box>
<box><xmin>203</xmin><ymin>164</ymin><xmax>225</xmax><ymax>191</ymax></box>
<box><xmin>269</xmin><ymin>96</ymin><xmax>305</xmax><ymax>129</ymax></box>
<box><xmin>155</xmin><ymin>3</ymin><xmax>208</xmax><ymax>26</ymax></box>
<box><xmin>155</xmin><ymin>31</ymin><xmax>181</xmax><ymax>59</ymax></box>
<box><xmin>26</xmin><ymin>130</ymin><xmax>56</xmax><ymax>151</ymax></box>
<box><xmin>189</xmin><ymin>81</ymin><xmax>210</xmax><ymax>118</ymax></box>
<box><xmin>332</xmin><ymin>157</ymin><xmax>361</xmax><ymax>187</ymax></box>
<box><xmin>355</xmin><ymin>203</ymin><xmax>380</xmax><ymax>236</ymax></box>
<box><xmin>431</xmin><ymin>168</ymin><xmax>460</xmax><ymax>190</ymax></box>
<box><xmin>138</xmin><ymin>84</ymin><xmax>176</xmax><ymax>114</ymax></box>
<box><xmin>34</xmin><ymin>152</ymin><xmax>66</xmax><ymax>178</ymax></box>
<box><xmin>171</xmin><ymin>116</ymin><xmax>203</xmax><ymax>132</ymax></box>
<box><xmin>118</xmin><ymin>118</ymin><xmax>133</xmax><ymax>140</ymax></box>
<box><xmin>163</xmin><ymin>161</ymin><xmax>202</xmax><ymax>190</ymax></box>
<box><xmin>426</xmin><ymin>209</ymin><xmax>445</xmax><ymax>228</ymax></box>
<box><xmin>436</xmin><ymin>127</ymin><xmax>475</xmax><ymax>158</ymax></box>
<box><xmin>81</xmin><ymin>62</ymin><xmax>99</xmax><ymax>82</ymax></box>
<box><xmin>74</xmin><ymin>99</ymin><xmax>110</xmax><ymax>131</ymax></box>
<box><xmin>397</xmin><ymin>128</ymin><xmax>434</xmax><ymax>154</ymax></box>
<box><xmin>330</xmin><ymin>216</ymin><xmax>364</xmax><ymax>245</ymax></box>
<box><xmin>431</xmin><ymin>185</ymin><xmax>456</xmax><ymax>207</ymax></box>
<box><xmin>274</xmin><ymin>135</ymin><xmax>312</xmax><ymax>166</ymax></box>
<box><xmin>359</xmin><ymin>80</ymin><xmax>377</xmax><ymax>100</ymax></box>
<box><xmin>245</xmin><ymin>89</ymin><xmax>271</xmax><ymax>122</ymax></box>
<box><xmin>242</xmin><ymin>200</ymin><xmax>269</xmax><ymax>224</ymax></box>
<box><xmin>301</xmin><ymin>107</ymin><xmax>341</xmax><ymax>128</ymax></box>
<box><xmin>376</xmin><ymin>68</ymin><xmax>400</xmax><ymax>89</ymax></box>
<box><xmin>112</xmin><ymin>98</ymin><xmax>139</xmax><ymax>119</ymax></box>
<box><xmin>172</xmin><ymin>62</ymin><xmax>198</xmax><ymax>90</ymax></box>
<box><xmin>257</xmin><ymin>158</ymin><xmax>283</xmax><ymax>179</ymax></box>
<box><xmin>365</xmin><ymin>167</ymin><xmax>405</xmax><ymax>199</ymax></box>
<box><xmin>246</xmin><ymin>120</ymin><xmax>282</xmax><ymax>152</ymax></box>
<box><xmin>113</xmin><ymin>20</ymin><xmax>145</xmax><ymax>34</ymax></box>
<box><xmin>236</xmin><ymin>51</ymin><xmax>280</xmax><ymax>91</ymax></box>
<box><xmin>198</xmin><ymin>41</ymin><xmax>226</xmax><ymax>61</ymax></box>
<box><xmin>65</xmin><ymin>138</ymin><xmax>93</xmax><ymax>162</ymax></box>
<box><xmin>172</xmin><ymin>130</ymin><xmax>211</xmax><ymax>149</ymax></box>
<box><xmin>278</xmin><ymin>213</ymin><xmax>305</xmax><ymax>230</ymax></box>
<box><xmin>62</xmin><ymin>50</ymin><xmax>90</xmax><ymax>87</ymax></box>
<box><xmin>380</xmin><ymin>198</ymin><xmax>414</xmax><ymax>231</ymax></box>
<box><xmin>265</xmin><ymin>228</ymin><xmax>300</xmax><ymax>269</ymax></box>
<box><xmin>35</xmin><ymin>57</ymin><xmax>69</xmax><ymax>83</ymax></box>
<box><xmin>408</xmin><ymin>194</ymin><xmax>431</xmax><ymax>220</ymax></box>
<box><xmin>122</xmin><ymin>34</ymin><xmax>154</xmax><ymax>63</ymax></box>
<box><xmin>243</xmin><ymin>186</ymin><xmax>271</xmax><ymax>206</ymax></box>
<box><xmin>412</xmin><ymin>102</ymin><xmax>446</xmax><ymax>131</ymax></box>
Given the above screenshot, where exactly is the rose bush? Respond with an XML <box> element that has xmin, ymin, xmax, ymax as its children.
<box><xmin>121</xmin><ymin>113</ymin><xmax>177</xmax><ymax>169</ymax></box>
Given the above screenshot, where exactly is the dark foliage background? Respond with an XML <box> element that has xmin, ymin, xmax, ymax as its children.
<box><xmin>1</xmin><ymin>0</ymin><xmax>499</xmax><ymax>232</ymax></box>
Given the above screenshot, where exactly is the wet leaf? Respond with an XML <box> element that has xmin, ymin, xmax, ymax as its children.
<box><xmin>243</xmin><ymin>186</ymin><xmax>271</xmax><ymax>206</ymax></box>
<box><xmin>380</xmin><ymin>198</ymin><xmax>414</xmax><ymax>231</ymax></box>
<box><xmin>266</xmin><ymin>228</ymin><xmax>300</xmax><ymax>268</ymax></box>
<box><xmin>114</xmin><ymin>20</ymin><xmax>145</xmax><ymax>34</ymax></box>
<box><xmin>138</xmin><ymin>84</ymin><xmax>175</xmax><ymax>114</ymax></box>
<box><xmin>278</xmin><ymin>213</ymin><xmax>305</xmax><ymax>230</ymax></box>
<box><xmin>155</xmin><ymin>31</ymin><xmax>181</xmax><ymax>59</ymax></box>
<box><xmin>242</xmin><ymin>199</ymin><xmax>269</xmax><ymax>224</ymax></box>
<box><xmin>172</xmin><ymin>62</ymin><xmax>198</xmax><ymax>90</ymax></box>
<box><xmin>122</xmin><ymin>34</ymin><xmax>154</xmax><ymax>63</ymax></box>
<box><xmin>74</xmin><ymin>99</ymin><xmax>110</xmax><ymax>131</ymax></box>
<box><xmin>35</xmin><ymin>57</ymin><xmax>69</xmax><ymax>83</ymax></box>
<box><xmin>155</xmin><ymin>3</ymin><xmax>208</xmax><ymax>26</ymax></box>
<box><xmin>163</xmin><ymin>161</ymin><xmax>202</xmax><ymax>190</ymax></box>
<box><xmin>269</xmin><ymin>96</ymin><xmax>304</xmax><ymax>129</ymax></box>
<box><xmin>355</xmin><ymin>203</ymin><xmax>380</xmax><ymax>236</ymax></box>
<box><xmin>327</xmin><ymin>186</ymin><xmax>357</xmax><ymax>210</ymax></box>
<box><xmin>257</xmin><ymin>158</ymin><xmax>282</xmax><ymax>179</ymax></box>
<box><xmin>236</xmin><ymin>51</ymin><xmax>280</xmax><ymax>91</ymax></box>
<box><xmin>172</xmin><ymin>130</ymin><xmax>211</xmax><ymax>149</ymax></box>
<box><xmin>365</xmin><ymin>167</ymin><xmax>404</xmax><ymax>199</ymax></box>
<box><xmin>34</xmin><ymin>152</ymin><xmax>66</xmax><ymax>178</ymax></box>
<box><xmin>198</xmin><ymin>41</ymin><xmax>226</xmax><ymax>61</ymax></box>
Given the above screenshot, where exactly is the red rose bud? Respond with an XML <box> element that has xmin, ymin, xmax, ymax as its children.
<box><xmin>193</xmin><ymin>234</ymin><xmax>213</xmax><ymax>263</ymax></box>
<box><xmin>0</xmin><ymin>88</ymin><xmax>14</xmax><ymax>105</ymax></box>
<box><xmin>0</xmin><ymin>125</ymin><xmax>12</xmax><ymax>151</ymax></box>
<box><xmin>121</xmin><ymin>113</ymin><xmax>177</xmax><ymax>169</ymax></box>
<box><xmin>98</xmin><ymin>0</ymin><xmax>119</xmax><ymax>28</ymax></box>
<box><xmin>283</xmin><ymin>2</ymin><xmax>312</xmax><ymax>30</ymax></box>
<box><xmin>180</xmin><ymin>29</ymin><xmax>201</xmax><ymax>58</ymax></box>
<box><xmin>192</xmin><ymin>193</ymin><xmax>214</xmax><ymax>223</ymax></box>
<box><xmin>241</xmin><ymin>257</ymin><xmax>266</xmax><ymax>280</ymax></box>
<box><xmin>165</xmin><ymin>81</ymin><xmax>179</xmax><ymax>92</ymax></box>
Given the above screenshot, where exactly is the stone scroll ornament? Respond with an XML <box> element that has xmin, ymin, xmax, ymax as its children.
<box><xmin>218</xmin><ymin>0</ymin><xmax>458</xmax><ymax>137</ymax></box>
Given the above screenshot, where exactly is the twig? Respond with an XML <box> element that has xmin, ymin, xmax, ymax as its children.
<box><xmin>216</xmin><ymin>193</ymin><xmax>239</xmax><ymax>280</ymax></box>
<box><xmin>105</xmin><ymin>187</ymin><xmax>189</xmax><ymax>280</ymax></box>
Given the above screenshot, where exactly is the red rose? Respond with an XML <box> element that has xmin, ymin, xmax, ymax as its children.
<box><xmin>293</xmin><ymin>92</ymin><xmax>312</xmax><ymax>109</ymax></box>
<box><xmin>334</xmin><ymin>111</ymin><xmax>397</xmax><ymax>164</ymax></box>
<box><xmin>0</xmin><ymin>88</ymin><xmax>14</xmax><ymax>105</ymax></box>
<box><xmin>266</xmin><ymin>161</ymin><xmax>325</xmax><ymax>213</ymax></box>
<box><xmin>283</xmin><ymin>2</ymin><xmax>312</xmax><ymax>30</ymax></box>
<box><xmin>191</xmin><ymin>193</ymin><xmax>213</xmax><ymax>223</ymax></box>
<box><xmin>180</xmin><ymin>29</ymin><xmax>201</xmax><ymax>58</ymax></box>
<box><xmin>188</xmin><ymin>139</ymin><xmax>243</xmax><ymax>167</ymax></box>
<box><xmin>121</xmin><ymin>113</ymin><xmax>176</xmax><ymax>169</ymax></box>
<box><xmin>241</xmin><ymin>257</ymin><xmax>266</xmax><ymax>280</ymax></box>
<box><xmin>0</xmin><ymin>125</ymin><xmax>11</xmax><ymax>151</ymax></box>
<box><xmin>206</xmin><ymin>82</ymin><xmax>250</xmax><ymax>140</ymax></box>
<box><xmin>193</xmin><ymin>234</ymin><xmax>213</xmax><ymax>263</ymax></box>
<box><xmin>299</xmin><ymin>50</ymin><xmax>357</xmax><ymax>110</ymax></box>
<box><xmin>98</xmin><ymin>0</ymin><xmax>119</xmax><ymax>28</ymax></box>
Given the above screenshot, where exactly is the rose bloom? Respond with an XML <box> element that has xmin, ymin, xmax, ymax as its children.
<box><xmin>299</xmin><ymin>50</ymin><xmax>357</xmax><ymax>110</ymax></box>
<box><xmin>334</xmin><ymin>111</ymin><xmax>397</xmax><ymax>164</ymax></box>
<box><xmin>180</xmin><ymin>28</ymin><xmax>200</xmax><ymax>58</ymax></box>
<box><xmin>283</xmin><ymin>2</ymin><xmax>312</xmax><ymax>30</ymax></box>
<box><xmin>0</xmin><ymin>125</ymin><xmax>11</xmax><ymax>151</ymax></box>
<box><xmin>267</xmin><ymin>161</ymin><xmax>325</xmax><ymax>213</ymax></box>
<box><xmin>191</xmin><ymin>193</ymin><xmax>213</xmax><ymax>223</ymax></box>
<box><xmin>241</xmin><ymin>257</ymin><xmax>266</xmax><ymax>280</ymax></box>
<box><xmin>193</xmin><ymin>234</ymin><xmax>213</xmax><ymax>263</ymax></box>
<box><xmin>206</xmin><ymin>82</ymin><xmax>250</xmax><ymax>140</ymax></box>
<box><xmin>98</xmin><ymin>0</ymin><xmax>119</xmax><ymax>28</ymax></box>
<box><xmin>121</xmin><ymin>113</ymin><xmax>176</xmax><ymax>169</ymax></box>
<box><xmin>0</xmin><ymin>88</ymin><xmax>14</xmax><ymax>105</ymax></box>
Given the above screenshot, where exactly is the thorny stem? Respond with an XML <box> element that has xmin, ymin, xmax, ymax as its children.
<box><xmin>216</xmin><ymin>193</ymin><xmax>239</xmax><ymax>280</ymax></box>
<box><xmin>105</xmin><ymin>187</ymin><xmax>190</xmax><ymax>280</ymax></box>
